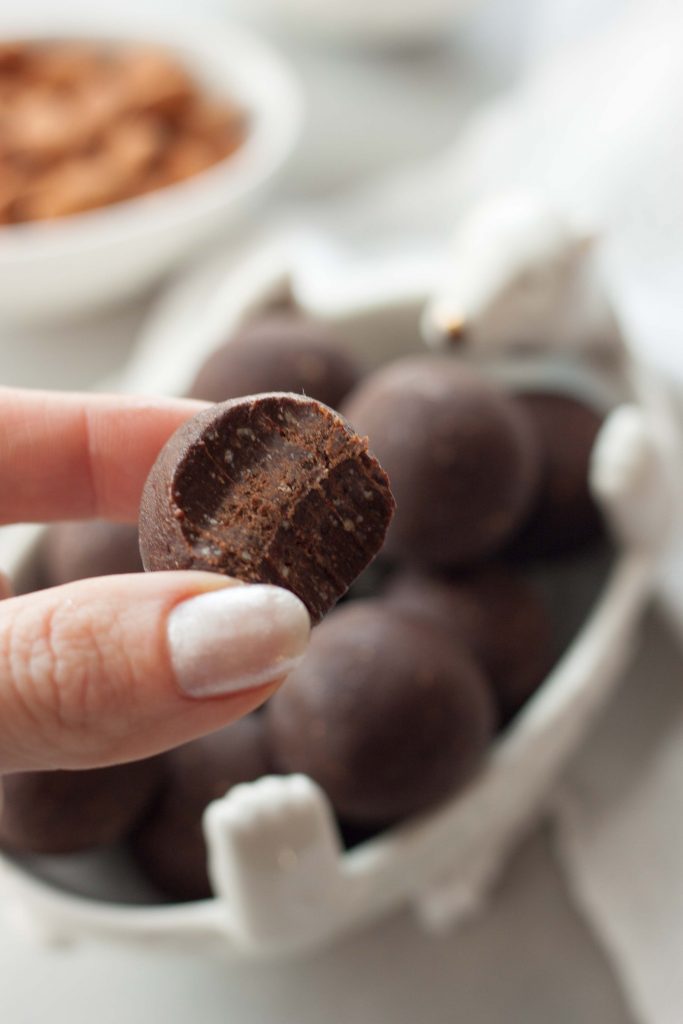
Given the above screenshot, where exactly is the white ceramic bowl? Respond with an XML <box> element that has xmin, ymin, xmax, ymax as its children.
<box><xmin>0</xmin><ymin>237</ymin><xmax>678</xmax><ymax>959</ymax></box>
<box><xmin>0</xmin><ymin>7</ymin><xmax>302</xmax><ymax>324</ymax></box>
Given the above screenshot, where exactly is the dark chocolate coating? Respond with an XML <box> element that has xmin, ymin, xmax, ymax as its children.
<box><xmin>139</xmin><ymin>393</ymin><xmax>395</xmax><ymax>624</ymax></box>
<box><xmin>39</xmin><ymin>520</ymin><xmax>143</xmax><ymax>586</ymax></box>
<box><xmin>342</xmin><ymin>357</ymin><xmax>540</xmax><ymax>567</ymax></box>
<box><xmin>0</xmin><ymin>758</ymin><xmax>165</xmax><ymax>855</ymax></box>
<box><xmin>130</xmin><ymin>716</ymin><xmax>270</xmax><ymax>901</ymax></box>
<box><xmin>188</xmin><ymin>313</ymin><xmax>360</xmax><ymax>410</ymax></box>
<box><xmin>266</xmin><ymin>601</ymin><xmax>495</xmax><ymax>825</ymax></box>
<box><xmin>509</xmin><ymin>392</ymin><xmax>604</xmax><ymax>557</ymax></box>
<box><xmin>385</xmin><ymin>566</ymin><xmax>554</xmax><ymax>724</ymax></box>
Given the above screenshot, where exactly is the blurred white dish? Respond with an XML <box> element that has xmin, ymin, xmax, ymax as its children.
<box><xmin>0</xmin><ymin>6</ymin><xmax>302</xmax><ymax>324</ymax></box>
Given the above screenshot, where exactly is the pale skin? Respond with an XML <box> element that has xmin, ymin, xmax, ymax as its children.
<box><xmin>0</xmin><ymin>388</ymin><xmax>311</xmax><ymax>776</ymax></box>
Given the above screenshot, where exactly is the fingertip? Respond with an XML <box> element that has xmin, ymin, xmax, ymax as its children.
<box><xmin>167</xmin><ymin>582</ymin><xmax>310</xmax><ymax>700</ymax></box>
<box><xmin>0</xmin><ymin>570</ymin><xmax>309</xmax><ymax>772</ymax></box>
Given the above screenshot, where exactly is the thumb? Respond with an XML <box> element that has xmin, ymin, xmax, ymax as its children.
<box><xmin>0</xmin><ymin>572</ymin><xmax>310</xmax><ymax>773</ymax></box>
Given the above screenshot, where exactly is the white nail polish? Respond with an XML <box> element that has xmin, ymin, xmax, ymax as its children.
<box><xmin>168</xmin><ymin>585</ymin><xmax>310</xmax><ymax>698</ymax></box>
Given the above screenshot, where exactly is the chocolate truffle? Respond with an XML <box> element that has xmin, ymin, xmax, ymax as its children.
<box><xmin>130</xmin><ymin>716</ymin><xmax>270</xmax><ymax>901</ymax></box>
<box><xmin>188</xmin><ymin>313</ymin><xmax>360</xmax><ymax>410</ymax></box>
<box><xmin>342</xmin><ymin>357</ymin><xmax>540</xmax><ymax>567</ymax></box>
<box><xmin>0</xmin><ymin>757</ymin><xmax>165</xmax><ymax>855</ymax></box>
<box><xmin>39</xmin><ymin>519</ymin><xmax>143</xmax><ymax>586</ymax></box>
<box><xmin>385</xmin><ymin>566</ymin><xmax>554</xmax><ymax>724</ymax></box>
<box><xmin>509</xmin><ymin>392</ymin><xmax>604</xmax><ymax>557</ymax></box>
<box><xmin>266</xmin><ymin>601</ymin><xmax>495</xmax><ymax>825</ymax></box>
<box><xmin>139</xmin><ymin>393</ymin><xmax>395</xmax><ymax>624</ymax></box>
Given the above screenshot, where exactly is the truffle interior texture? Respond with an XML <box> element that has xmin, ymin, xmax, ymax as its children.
<box><xmin>172</xmin><ymin>397</ymin><xmax>392</xmax><ymax>622</ymax></box>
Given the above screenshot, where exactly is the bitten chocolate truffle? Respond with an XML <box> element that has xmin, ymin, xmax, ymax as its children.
<box><xmin>385</xmin><ymin>566</ymin><xmax>554</xmax><ymax>724</ymax></box>
<box><xmin>510</xmin><ymin>391</ymin><xmax>604</xmax><ymax>557</ymax></box>
<box><xmin>0</xmin><ymin>758</ymin><xmax>165</xmax><ymax>855</ymax></box>
<box><xmin>189</xmin><ymin>313</ymin><xmax>360</xmax><ymax>410</ymax></box>
<box><xmin>342</xmin><ymin>357</ymin><xmax>540</xmax><ymax>566</ymax></box>
<box><xmin>139</xmin><ymin>393</ymin><xmax>395</xmax><ymax>624</ymax></box>
<box><xmin>40</xmin><ymin>519</ymin><xmax>143</xmax><ymax>586</ymax></box>
<box><xmin>130</xmin><ymin>716</ymin><xmax>270</xmax><ymax>901</ymax></box>
<box><xmin>266</xmin><ymin>601</ymin><xmax>495</xmax><ymax>824</ymax></box>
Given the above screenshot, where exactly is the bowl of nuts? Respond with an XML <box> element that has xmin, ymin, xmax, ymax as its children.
<box><xmin>0</xmin><ymin>213</ymin><xmax>678</xmax><ymax>959</ymax></box>
<box><xmin>0</xmin><ymin>7</ymin><xmax>302</xmax><ymax>323</ymax></box>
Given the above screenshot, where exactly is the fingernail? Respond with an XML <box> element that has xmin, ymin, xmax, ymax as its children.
<box><xmin>168</xmin><ymin>584</ymin><xmax>310</xmax><ymax>698</ymax></box>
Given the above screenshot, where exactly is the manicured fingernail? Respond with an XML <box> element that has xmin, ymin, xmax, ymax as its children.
<box><xmin>168</xmin><ymin>584</ymin><xmax>310</xmax><ymax>698</ymax></box>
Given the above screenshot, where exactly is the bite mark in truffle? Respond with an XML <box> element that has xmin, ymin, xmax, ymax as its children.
<box><xmin>139</xmin><ymin>393</ymin><xmax>395</xmax><ymax>624</ymax></box>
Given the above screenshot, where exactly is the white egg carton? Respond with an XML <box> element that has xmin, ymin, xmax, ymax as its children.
<box><xmin>0</xmin><ymin>228</ymin><xmax>678</xmax><ymax>961</ymax></box>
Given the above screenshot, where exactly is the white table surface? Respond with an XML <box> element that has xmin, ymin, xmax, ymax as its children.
<box><xmin>0</xmin><ymin>1</ymin><xmax>645</xmax><ymax>1020</ymax></box>
<box><xmin>0</xmin><ymin>830</ymin><xmax>633</xmax><ymax>1024</ymax></box>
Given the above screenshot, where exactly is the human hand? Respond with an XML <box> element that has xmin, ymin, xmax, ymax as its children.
<box><xmin>0</xmin><ymin>388</ymin><xmax>310</xmax><ymax>774</ymax></box>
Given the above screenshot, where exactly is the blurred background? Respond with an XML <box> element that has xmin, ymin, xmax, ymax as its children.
<box><xmin>0</xmin><ymin>0</ymin><xmax>642</xmax><ymax>389</ymax></box>
<box><xmin>1</xmin><ymin>1</ymin><xmax>682</xmax><ymax>1022</ymax></box>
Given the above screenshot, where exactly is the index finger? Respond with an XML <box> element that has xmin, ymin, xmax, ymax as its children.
<box><xmin>0</xmin><ymin>387</ymin><xmax>206</xmax><ymax>525</ymax></box>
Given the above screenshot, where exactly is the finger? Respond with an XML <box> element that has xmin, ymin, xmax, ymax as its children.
<box><xmin>0</xmin><ymin>387</ymin><xmax>206</xmax><ymax>525</ymax></box>
<box><xmin>0</xmin><ymin>572</ymin><xmax>310</xmax><ymax>773</ymax></box>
